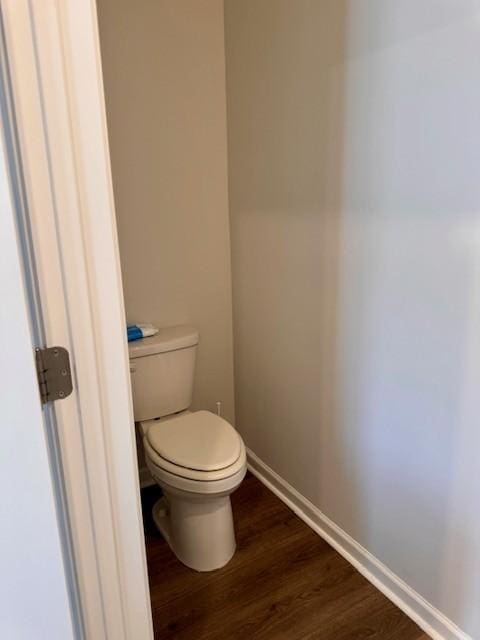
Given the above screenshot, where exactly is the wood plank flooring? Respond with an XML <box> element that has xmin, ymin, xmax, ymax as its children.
<box><xmin>142</xmin><ymin>473</ymin><xmax>429</xmax><ymax>640</ymax></box>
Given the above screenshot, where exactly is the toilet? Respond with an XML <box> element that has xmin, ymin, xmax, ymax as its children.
<box><xmin>128</xmin><ymin>325</ymin><xmax>246</xmax><ymax>572</ymax></box>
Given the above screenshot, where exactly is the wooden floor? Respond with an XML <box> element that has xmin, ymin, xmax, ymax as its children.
<box><xmin>142</xmin><ymin>473</ymin><xmax>429</xmax><ymax>640</ymax></box>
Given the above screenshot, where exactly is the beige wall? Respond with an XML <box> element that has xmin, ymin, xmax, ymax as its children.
<box><xmin>225</xmin><ymin>1</ymin><xmax>480</xmax><ymax>637</ymax></box>
<box><xmin>97</xmin><ymin>0</ymin><xmax>235</xmax><ymax>423</ymax></box>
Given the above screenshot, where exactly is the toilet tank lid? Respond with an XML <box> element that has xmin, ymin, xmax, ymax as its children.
<box><xmin>128</xmin><ymin>325</ymin><xmax>199</xmax><ymax>359</ymax></box>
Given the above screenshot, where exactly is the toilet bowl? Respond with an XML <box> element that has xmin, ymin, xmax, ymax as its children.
<box><xmin>141</xmin><ymin>411</ymin><xmax>246</xmax><ymax>571</ymax></box>
<box><xmin>129</xmin><ymin>326</ymin><xmax>246</xmax><ymax>572</ymax></box>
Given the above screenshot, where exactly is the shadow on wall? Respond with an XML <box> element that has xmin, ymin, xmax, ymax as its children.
<box><xmin>225</xmin><ymin>0</ymin><xmax>351</xmax><ymax>531</ymax></box>
<box><xmin>225</xmin><ymin>1</ymin><xmax>480</xmax><ymax>637</ymax></box>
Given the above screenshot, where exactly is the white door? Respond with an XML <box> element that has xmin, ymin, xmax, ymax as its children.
<box><xmin>0</xmin><ymin>102</ymin><xmax>78</xmax><ymax>638</ymax></box>
<box><xmin>0</xmin><ymin>1</ymin><xmax>153</xmax><ymax>639</ymax></box>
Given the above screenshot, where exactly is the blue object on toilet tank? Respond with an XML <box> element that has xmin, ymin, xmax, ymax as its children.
<box><xmin>127</xmin><ymin>323</ymin><xmax>159</xmax><ymax>342</ymax></box>
<box><xmin>127</xmin><ymin>325</ymin><xmax>143</xmax><ymax>342</ymax></box>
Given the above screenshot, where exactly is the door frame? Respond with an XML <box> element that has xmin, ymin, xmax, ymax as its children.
<box><xmin>1</xmin><ymin>1</ymin><xmax>153</xmax><ymax>638</ymax></box>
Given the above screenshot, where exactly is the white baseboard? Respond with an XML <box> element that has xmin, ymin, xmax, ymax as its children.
<box><xmin>246</xmin><ymin>448</ymin><xmax>471</xmax><ymax>640</ymax></box>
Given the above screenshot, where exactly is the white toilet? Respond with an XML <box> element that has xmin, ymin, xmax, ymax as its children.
<box><xmin>128</xmin><ymin>325</ymin><xmax>246</xmax><ymax>572</ymax></box>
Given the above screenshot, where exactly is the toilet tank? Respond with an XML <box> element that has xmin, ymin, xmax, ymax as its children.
<box><xmin>128</xmin><ymin>325</ymin><xmax>199</xmax><ymax>421</ymax></box>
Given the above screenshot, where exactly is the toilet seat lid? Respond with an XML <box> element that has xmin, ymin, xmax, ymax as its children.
<box><xmin>146</xmin><ymin>410</ymin><xmax>242</xmax><ymax>472</ymax></box>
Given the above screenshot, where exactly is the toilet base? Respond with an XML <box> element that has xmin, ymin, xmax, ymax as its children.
<box><xmin>152</xmin><ymin>488</ymin><xmax>236</xmax><ymax>572</ymax></box>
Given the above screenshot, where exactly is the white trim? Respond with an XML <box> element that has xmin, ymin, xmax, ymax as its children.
<box><xmin>1</xmin><ymin>1</ymin><xmax>153</xmax><ymax>638</ymax></box>
<box><xmin>55</xmin><ymin>2</ymin><xmax>153</xmax><ymax>637</ymax></box>
<box><xmin>247</xmin><ymin>449</ymin><xmax>471</xmax><ymax>640</ymax></box>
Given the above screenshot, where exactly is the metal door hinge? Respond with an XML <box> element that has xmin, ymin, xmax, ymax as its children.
<box><xmin>35</xmin><ymin>346</ymin><xmax>73</xmax><ymax>404</ymax></box>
